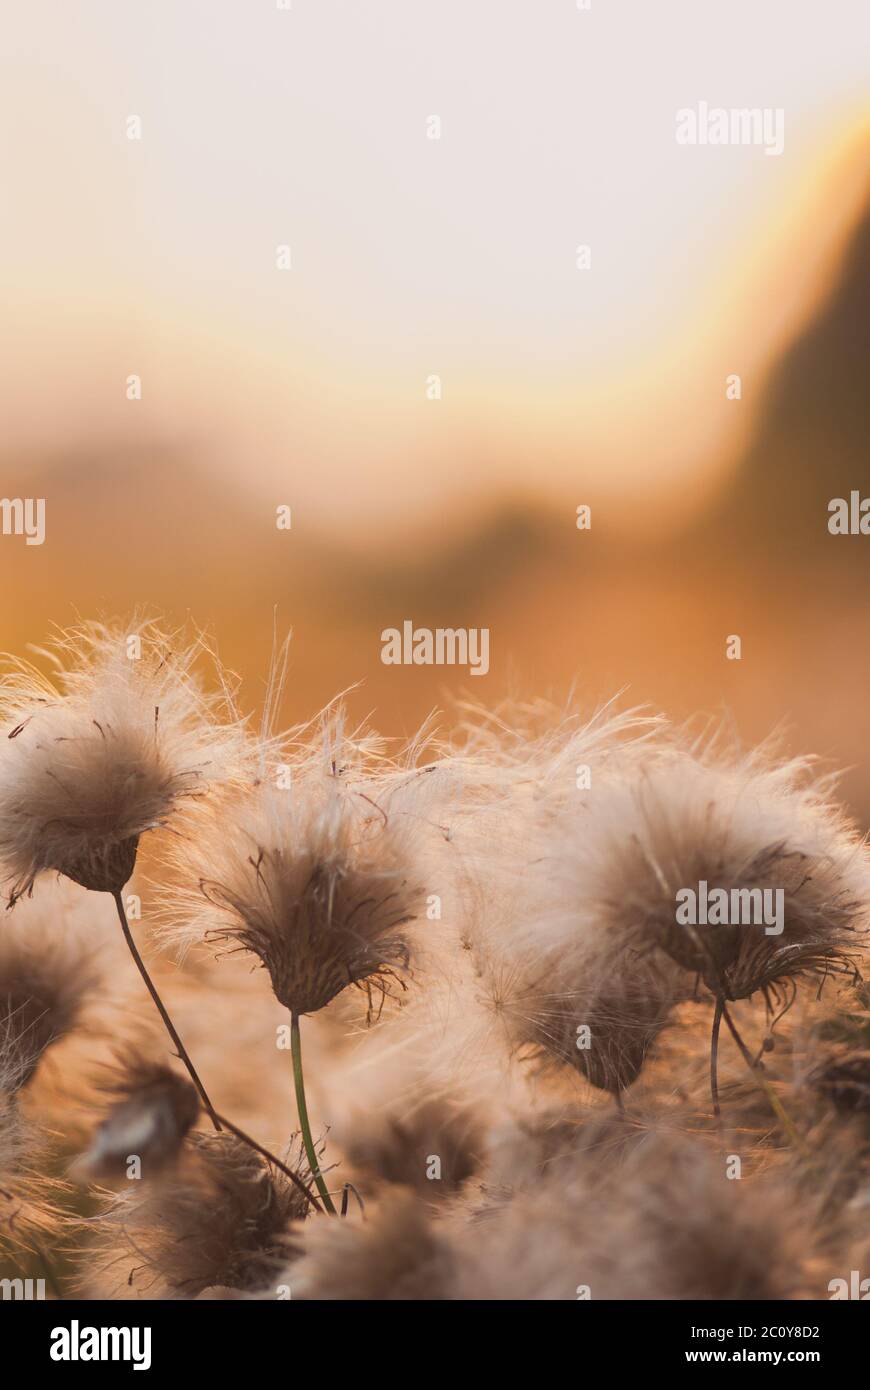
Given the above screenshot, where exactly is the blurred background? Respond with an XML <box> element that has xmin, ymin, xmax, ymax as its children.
<box><xmin>3</xmin><ymin>2</ymin><xmax>870</xmax><ymax>810</ymax></box>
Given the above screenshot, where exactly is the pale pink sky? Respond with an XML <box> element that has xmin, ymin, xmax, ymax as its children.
<box><xmin>2</xmin><ymin>0</ymin><xmax>869</xmax><ymax>532</ymax></box>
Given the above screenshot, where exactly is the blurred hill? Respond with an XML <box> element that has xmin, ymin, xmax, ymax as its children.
<box><xmin>701</xmin><ymin>174</ymin><xmax>870</xmax><ymax>558</ymax></box>
<box><xmin>3</xmin><ymin>178</ymin><xmax>870</xmax><ymax>812</ymax></box>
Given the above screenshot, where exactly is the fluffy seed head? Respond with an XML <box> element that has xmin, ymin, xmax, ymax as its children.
<box><xmin>542</xmin><ymin>744</ymin><xmax>868</xmax><ymax>1012</ymax></box>
<box><xmin>453</xmin><ymin>1135</ymin><xmax>833</xmax><ymax>1300</ymax></box>
<box><xmin>464</xmin><ymin>732</ymin><xmax>868</xmax><ymax>1100</ymax></box>
<box><xmin>287</xmin><ymin>1188</ymin><xmax>455</xmax><ymax>1300</ymax></box>
<box><xmin>90</xmin><ymin>1132</ymin><xmax>310</xmax><ymax>1298</ymax></box>
<box><xmin>808</xmin><ymin>1049</ymin><xmax>870</xmax><ymax>1115</ymax></box>
<box><xmin>78</xmin><ymin>1054</ymin><xmax>200</xmax><ymax>1180</ymax></box>
<box><xmin>339</xmin><ymin>1094</ymin><xmax>483</xmax><ymax>1197</ymax></box>
<box><xmin>0</xmin><ymin>911</ymin><xmax>97</xmax><ymax>1090</ymax></box>
<box><xmin>0</xmin><ymin>620</ymin><xmax>245</xmax><ymax>900</ymax></box>
<box><xmin>171</xmin><ymin>772</ymin><xmax>427</xmax><ymax>1017</ymax></box>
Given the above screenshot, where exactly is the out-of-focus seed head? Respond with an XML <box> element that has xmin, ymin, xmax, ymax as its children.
<box><xmin>0</xmin><ymin>620</ymin><xmax>247</xmax><ymax>901</ymax></box>
<box><xmin>77</xmin><ymin>1055</ymin><xmax>200</xmax><ymax>1180</ymax></box>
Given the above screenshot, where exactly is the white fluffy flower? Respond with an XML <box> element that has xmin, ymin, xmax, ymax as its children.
<box><xmin>0</xmin><ymin>620</ymin><xmax>246</xmax><ymax>900</ymax></box>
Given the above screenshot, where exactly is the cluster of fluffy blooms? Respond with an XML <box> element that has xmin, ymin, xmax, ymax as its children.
<box><xmin>1</xmin><ymin>622</ymin><xmax>869</xmax><ymax>1299</ymax></box>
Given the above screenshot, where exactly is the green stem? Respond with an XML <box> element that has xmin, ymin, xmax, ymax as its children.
<box><xmin>290</xmin><ymin>1011</ymin><xmax>336</xmax><ymax>1214</ymax></box>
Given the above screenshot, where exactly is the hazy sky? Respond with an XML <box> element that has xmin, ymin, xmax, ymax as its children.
<box><xmin>3</xmin><ymin>1</ymin><xmax>869</xmax><ymax>531</ymax></box>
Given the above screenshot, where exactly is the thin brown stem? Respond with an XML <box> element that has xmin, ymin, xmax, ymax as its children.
<box><xmin>112</xmin><ymin>890</ymin><xmax>222</xmax><ymax>1132</ymax></box>
<box><xmin>721</xmin><ymin>1002</ymin><xmax>756</xmax><ymax>1070</ymax></box>
<box><xmin>111</xmin><ymin>891</ymin><xmax>325</xmax><ymax>1207</ymax></box>
<box><xmin>710</xmin><ymin>995</ymin><xmax>724</xmax><ymax>1118</ymax></box>
<box><xmin>339</xmin><ymin>1181</ymin><xmax>365</xmax><ymax>1218</ymax></box>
